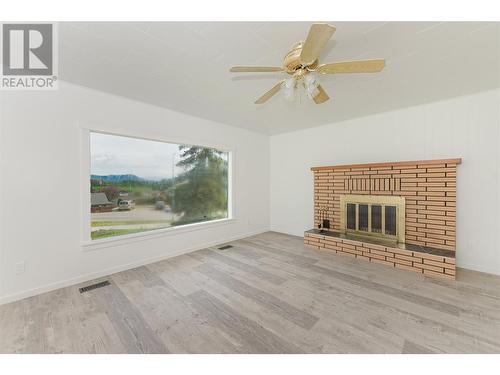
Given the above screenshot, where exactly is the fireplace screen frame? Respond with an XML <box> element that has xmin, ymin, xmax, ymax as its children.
<box><xmin>339</xmin><ymin>194</ymin><xmax>406</xmax><ymax>243</ymax></box>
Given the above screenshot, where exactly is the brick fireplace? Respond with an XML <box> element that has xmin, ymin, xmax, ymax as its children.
<box><xmin>304</xmin><ymin>158</ymin><xmax>461</xmax><ymax>279</ymax></box>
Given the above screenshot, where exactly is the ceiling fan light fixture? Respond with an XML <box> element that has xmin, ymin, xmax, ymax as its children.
<box><xmin>304</xmin><ymin>72</ymin><xmax>320</xmax><ymax>100</ymax></box>
<box><xmin>306</xmin><ymin>85</ymin><xmax>320</xmax><ymax>100</ymax></box>
<box><xmin>304</xmin><ymin>72</ymin><xmax>318</xmax><ymax>87</ymax></box>
<box><xmin>284</xmin><ymin>87</ymin><xmax>295</xmax><ymax>102</ymax></box>
<box><xmin>283</xmin><ymin>77</ymin><xmax>295</xmax><ymax>89</ymax></box>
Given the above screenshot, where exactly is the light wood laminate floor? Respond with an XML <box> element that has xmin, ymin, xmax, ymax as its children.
<box><xmin>1</xmin><ymin>231</ymin><xmax>500</xmax><ymax>353</ymax></box>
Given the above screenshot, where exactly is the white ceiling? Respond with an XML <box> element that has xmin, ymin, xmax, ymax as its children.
<box><xmin>59</xmin><ymin>22</ymin><xmax>500</xmax><ymax>135</ymax></box>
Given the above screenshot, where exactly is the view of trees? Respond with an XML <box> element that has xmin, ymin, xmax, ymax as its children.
<box><xmin>171</xmin><ymin>145</ymin><xmax>228</xmax><ymax>225</ymax></box>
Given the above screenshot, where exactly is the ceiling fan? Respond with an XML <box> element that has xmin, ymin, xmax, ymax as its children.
<box><xmin>229</xmin><ymin>23</ymin><xmax>385</xmax><ymax>104</ymax></box>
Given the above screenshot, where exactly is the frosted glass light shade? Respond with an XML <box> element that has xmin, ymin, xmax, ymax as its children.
<box><xmin>283</xmin><ymin>78</ymin><xmax>295</xmax><ymax>89</ymax></box>
<box><xmin>304</xmin><ymin>73</ymin><xmax>318</xmax><ymax>88</ymax></box>
<box><xmin>284</xmin><ymin>88</ymin><xmax>295</xmax><ymax>102</ymax></box>
<box><xmin>306</xmin><ymin>86</ymin><xmax>320</xmax><ymax>99</ymax></box>
<box><xmin>280</xmin><ymin>74</ymin><xmax>321</xmax><ymax>102</ymax></box>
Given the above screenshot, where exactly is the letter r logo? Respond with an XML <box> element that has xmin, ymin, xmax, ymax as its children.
<box><xmin>2</xmin><ymin>24</ymin><xmax>53</xmax><ymax>75</ymax></box>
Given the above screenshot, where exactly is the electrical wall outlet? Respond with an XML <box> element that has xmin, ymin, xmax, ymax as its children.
<box><xmin>15</xmin><ymin>261</ymin><xmax>25</xmax><ymax>275</ymax></box>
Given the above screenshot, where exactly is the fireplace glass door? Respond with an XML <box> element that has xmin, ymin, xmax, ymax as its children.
<box><xmin>340</xmin><ymin>195</ymin><xmax>405</xmax><ymax>243</ymax></box>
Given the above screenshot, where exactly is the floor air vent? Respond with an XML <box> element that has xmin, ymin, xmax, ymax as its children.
<box><xmin>217</xmin><ymin>245</ymin><xmax>233</xmax><ymax>250</ymax></box>
<box><xmin>79</xmin><ymin>280</ymin><xmax>110</xmax><ymax>293</ymax></box>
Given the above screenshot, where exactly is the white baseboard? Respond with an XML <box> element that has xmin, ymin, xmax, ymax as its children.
<box><xmin>456</xmin><ymin>261</ymin><xmax>500</xmax><ymax>277</ymax></box>
<box><xmin>0</xmin><ymin>228</ymin><xmax>269</xmax><ymax>306</ymax></box>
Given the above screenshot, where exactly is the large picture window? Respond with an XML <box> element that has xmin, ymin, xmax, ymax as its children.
<box><xmin>89</xmin><ymin>132</ymin><xmax>229</xmax><ymax>240</ymax></box>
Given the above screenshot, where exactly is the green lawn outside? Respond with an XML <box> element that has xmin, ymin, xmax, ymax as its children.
<box><xmin>91</xmin><ymin>220</ymin><xmax>171</xmax><ymax>227</ymax></box>
<box><xmin>91</xmin><ymin>212</ymin><xmax>228</xmax><ymax>240</ymax></box>
<box><xmin>91</xmin><ymin>228</ymin><xmax>151</xmax><ymax>240</ymax></box>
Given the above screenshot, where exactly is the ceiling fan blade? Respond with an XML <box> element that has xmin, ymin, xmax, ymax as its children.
<box><xmin>313</xmin><ymin>85</ymin><xmax>330</xmax><ymax>104</ymax></box>
<box><xmin>230</xmin><ymin>66</ymin><xmax>283</xmax><ymax>73</ymax></box>
<box><xmin>317</xmin><ymin>59</ymin><xmax>385</xmax><ymax>74</ymax></box>
<box><xmin>255</xmin><ymin>80</ymin><xmax>285</xmax><ymax>104</ymax></box>
<box><xmin>300</xmin><ymin>23</ymin><xmax>336</xmax><ymax>66</ymax></box>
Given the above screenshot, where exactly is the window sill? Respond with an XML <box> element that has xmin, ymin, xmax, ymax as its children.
<box><xmin>82</xmin><ymin>217</ymin><xmax>235</xmax><ymax>252</ymax></box>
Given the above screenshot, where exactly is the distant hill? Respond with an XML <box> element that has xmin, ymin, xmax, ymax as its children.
<box><xmin>91</xmin><ymin>174</ymin><xmax>146</xmax><ymax>183</ymax></box>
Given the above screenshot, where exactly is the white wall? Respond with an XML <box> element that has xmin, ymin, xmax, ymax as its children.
<box><xmin>270</xmin><ymin>90</ymin><xmax>500</xmax><ymax>275</ymax></box>
<box><xmin>0</xmin><ymin>82</ymin><xmax>270</xmax><ymax>304</ymax></box>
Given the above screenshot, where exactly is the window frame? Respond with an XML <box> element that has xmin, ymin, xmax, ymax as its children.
<box><xmin>80</xmin><ymin>125</ymin><xmax>235</xmax><ymax>250</ymax></box>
